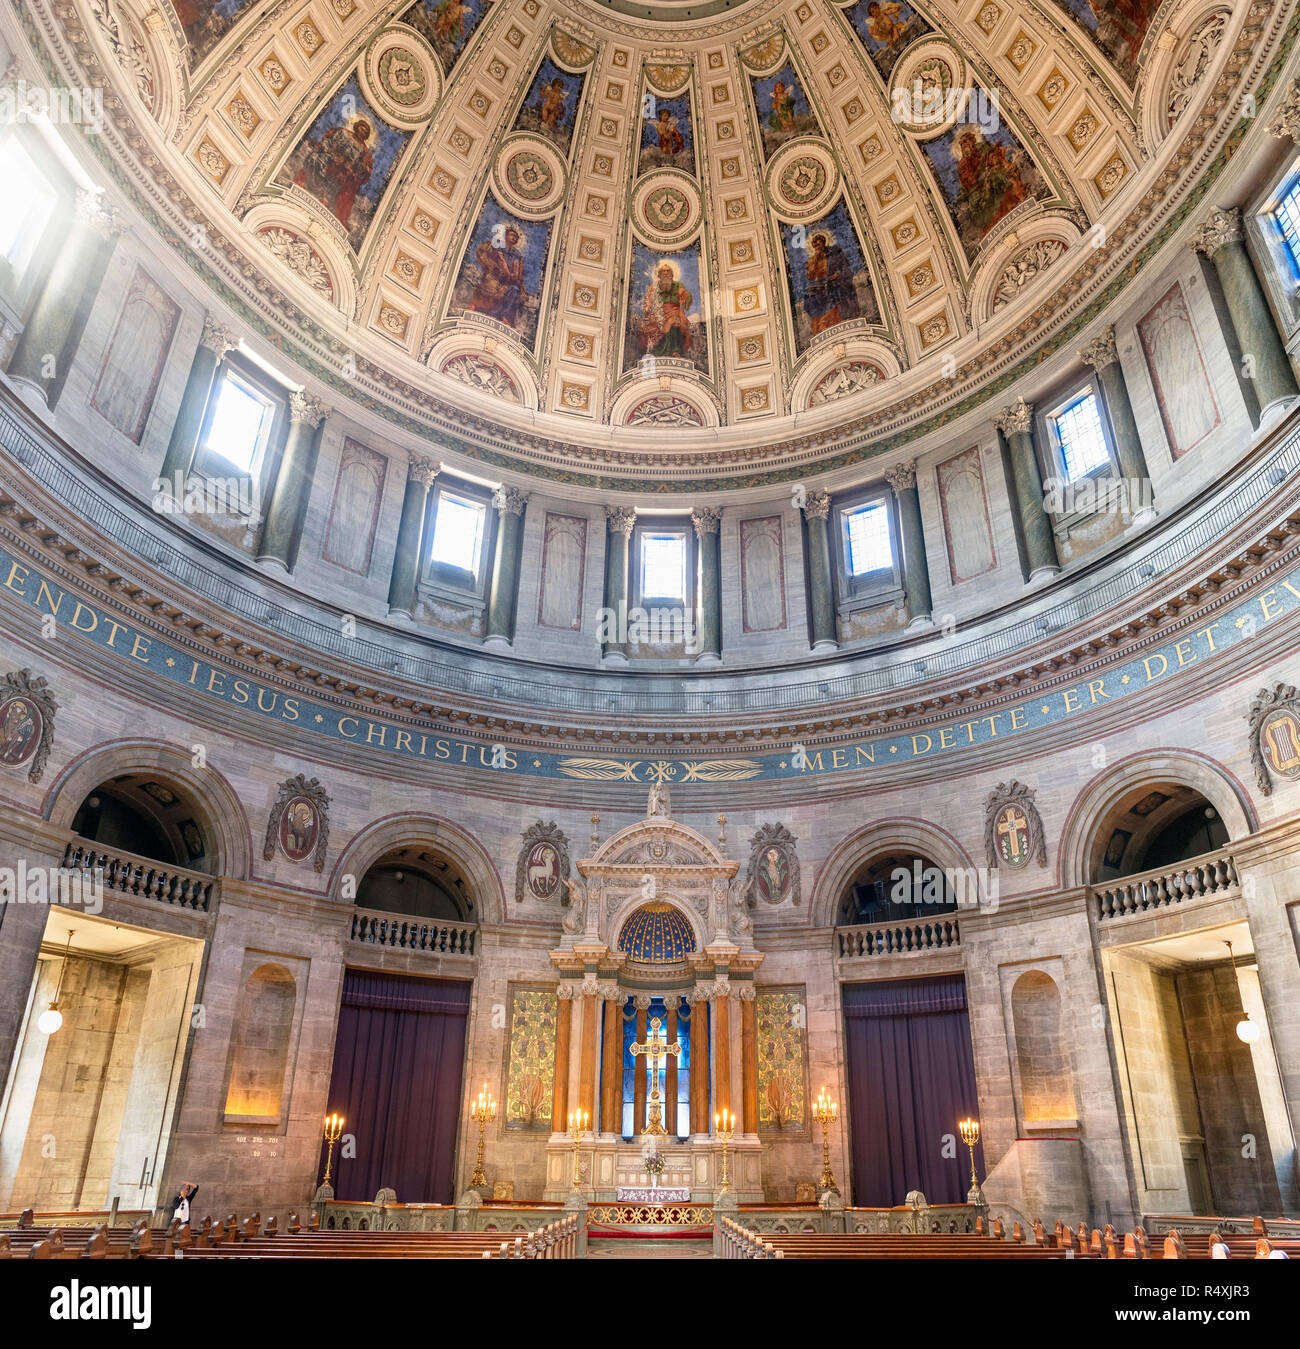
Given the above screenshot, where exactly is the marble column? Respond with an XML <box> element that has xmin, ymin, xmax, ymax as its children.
<box><xmin>884</xmin><ymin>460</ymin><xmax>933</xmax><ymax>627</ymax></box>
<box><xmin>994</xmin><ymin>396</ymin><xmax>1060</xmax><ymax>583</ymax></box>
<box><xmin>665</xmin><ymin>1003</ymin><xmax>680</xmax><ymax>1138</ymax></box>
<box><xmin>600</xmin><ymin>991</ymin><xmax>622</xmax><ymax>1135</ymax></box>
<box><xmin>691</xmin><ymin>506</ymin><xmax>722</xmax><ymax>664</ymax></box>
<box><xmin>1078</xmin><ymin>325</ymin><xmax>1157</xmax><ymax>524</ymax></box>
<box><xmin>633</xmin><ymin>997</ymin><xmax>649</xmax><ymax>1133</ymax></box>
<box><xmin>689</xmin><ymin>990</ymin><xmax>709</xmax><ymax>1135</ymax></box>
<box><xmin>159</xmin><ymin>317</ymin><xmax>238</xmax><ymax>481</ymax></box>
<box><xmin>712</xmin><ymin>987</ymin><xmax>731</xmax><ymax>1126</ymax></box>
<box><xmin>739</xmin><ymin>988</ymin><xmax>758</xmax><ymax>1135</ymax></box>
<box><xmin>602</xmin><ymin>506</ymin><xmax>636</xmax><ymax>663</ymax></box>
<box><xmin>386</xmin><ymin>456</ymin><xmax>439</xmax><ymax>618</ymax></box>
<box><xmin>551</xmin><ymin>985</ymin><xmax>573</xmax><ymax>1132</ymax></box>
<box><xmin>578</xmin><ymin>990</ymin><xmax>598</xmax><ymax>1122</ymax></box>
<box><xmin>257</xmin><ymin>391</ymin><xmax>326</xmax><ymax>572</ymax></box>
<box><xmin>485</xmin><ymin>486</ymin><xmax>527</xmax><ymax>648</ymax></box>
<box><xmin>802</xmin><ymin>489</ymin><xmax>838</xmax><ymax>652</ymax></box>
<box><xmin>1191</xmin><ymin>206</ymin><xmax>1298</xmax><ymax>424</ymax></box>
<box><xmin>8</xmin><ymin>190</ymin><xmax>122</xmax><ymax>409</ymax></box>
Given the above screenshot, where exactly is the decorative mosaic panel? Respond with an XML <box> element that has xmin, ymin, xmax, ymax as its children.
<box><xmin>756</xmin><ymin>986</ymin><xmax>807</xmax><ymax>1131</ymax></box>
<box><xmin>505</xmin><ymin>985</ymin><xmax>558</xmax><ymax>1130</ymax></box>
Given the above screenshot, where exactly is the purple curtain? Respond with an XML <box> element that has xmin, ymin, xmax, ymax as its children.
<box><xmin>320</xmin><ymin>970</ymin><xmax>471</xmax><ymax>1203</ymax></box>
<box><xmin>842</xmin><ymin>975</ymin><xmax>985</xmax><ymax>1206</ymax></box>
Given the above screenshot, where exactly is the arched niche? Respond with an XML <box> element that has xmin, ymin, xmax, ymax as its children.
<box><xmin>44</xmin><ymin>740</ymin><xmax>252</xmax><ymax>879</ymax></box>
<box><xmin>1009</xmin><ymin>969</ymin><xmax>1077</xmax><ymax>1129</ymax></box>
<box><xmin>810</xmin><ymin>818</ymin><xmax>978</xmax><ymax>929</ymax></box>
<box><xmin>1057</xmin><ymin>750</ymin><xmax>1255</xmax><ymax>888</ymax></box>
<box><xmin>356</xmin><ymin>845</ymin><xmax>474</xmax><ymax>922</ymax></box>
<box><xmin>330</xmin><ymin>814</ymin><xmax>505</xmax><ymax>925</ymax></box>
<box><xmin>222</xmin><ymin>962</ymin><xmax>298</xmax><ymax>1124</ymax></box>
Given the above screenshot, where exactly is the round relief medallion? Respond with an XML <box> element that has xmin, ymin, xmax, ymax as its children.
<box><xmin>278</xmin><ymin>796</ymin><xmax>320</xmax><ymax>863</ymax></box>
<box><xmin>631</xmin><ymin>171</ymin><xmax>702</xmax><ymax>247</ymax></box>
<box><xmin>764</xmin><ymin>139</ymin><xmax>839</xmax><ymax>221</ymax></box>
<box><xmin>362</xmin><ymin>26</ymin><xmax>441</xmax><ymax>125</ymax></box>
<box><xmin>493</xmin><ymin>134</ymin><xmax>566</xmax><ymax>217</ymax></box>
<box><xmin>889</xmin><ymin>39</ymin><xmax>969</xmax><ymax>136</ymax></box>
<box><xmin>0</xmin><ymin>695</ymin><xmax>43</xmax><ymax>770</ymax></box>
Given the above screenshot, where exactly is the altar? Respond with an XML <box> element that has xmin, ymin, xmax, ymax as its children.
<box><xmin>541</xmin><ymin>785</ymin><xmax>767</xmax><ymax>1203</ymax></box>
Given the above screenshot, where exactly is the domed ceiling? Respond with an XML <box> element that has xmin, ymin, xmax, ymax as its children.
<box><xmin>21</xmin><ymin>0</ymin><xmax>1278</xmax><ymax>485</ymax></box>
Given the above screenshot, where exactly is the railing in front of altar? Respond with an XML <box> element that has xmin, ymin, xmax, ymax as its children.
<box><xmin>836</xmin><ymin>915</ymin><xmax>960</xmax><ymax>959</ymax></box>
<box><xmin>347</xmin><ymin>907</ymin><xmax>478</xmax><ymax>956</ymax></box>
<box><xmin>1089</xmin><ymin>846</ymin><xmax>1239</xmax><ymax>922</ymax></box>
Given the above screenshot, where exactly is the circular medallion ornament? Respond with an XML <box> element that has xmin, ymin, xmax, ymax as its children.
<box><xmin>889</xmin><ymin>39</ymin><xmax>969</xmax><ymax>136</ymax></box>
<box><xmin>493</xmin><ymin>134</ymin><xmax>566</xmax><ymax>217</ymax></box>
<box><xmin>525</xmin><ymin>841</ymin><xmax>562</xmax><ymax>899</ymax></box>
<box><xmin>0</xmin><ymin>695</ymin><xmax>42</xmax><ymax>770</ymax></box>
<box><xmin>631</xmin><ymin>170</ymin><xmax>702</xmax><ymax>247</ymax></box>
<box><xmin>361</xmin><ymin>25</ymin><xmax>441</xmax><ymax>126</ymax></box>
<box><xmin>764</xmin><ymin>139</ymin><xmax>839</xmax><ymax>222</ymax></box>
<box><xmin>278</xmin><ymin>795</ymin><xmax>320</xmax><ymax>863</ymax></box>
<box><xmin>992</xmin><ymin>802</ymin><xmax>1032</xmax><ymax>869</ymax></box>
<box><xmin>1259</xmin><ymin>707</ymin><xmax>1300</xmax><ymax>782</ymax></box>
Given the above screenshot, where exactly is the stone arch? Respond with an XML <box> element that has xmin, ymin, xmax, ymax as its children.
<box><xmin>1057</xmin><ymin>749</ymin><xmax>1255</xmax><ymax>889</ymax></box>
<box><xmin>42</xmin><ymin>738</ymin><xmax>253</xmax><ymax>880</ymax></box>
<box><xmin>809</xmin><ymin>817</ymin><xmax>978</xmax><ymax>929</ymax></box>
<box><xmin>329</xmin><ymin>813</ymin><xmax>506</xmax><ymax>925</ymax></box>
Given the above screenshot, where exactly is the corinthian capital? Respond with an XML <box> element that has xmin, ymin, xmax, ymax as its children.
<box><xmin>993</xmin><ymin>396</ymin><xmax>1034</xmax><ymax>435</ymax></box>
<box><xmin>802</xmin><ymin>489</ymin><xmax>831</xmax><ymax>521</ymax></box>
<box><xmin>493</xmin><ymin>485</ymin><xmax>527</xmax><ymax>516</ymax></box>
<box><xmin>199</xmin><ymin>315</ymin><xmax>239</xmax><ymax>357</ymax></box>
<box><xmin>884</xmin><ymin>460</ymin><xmax>916</xmax><ymax>494</ymax></box>
<box><xmin>606</xmin><ymin>505</ymin><xmax>637</xmax><ymax>537</ymax></box>
<box><xmin>1077</xmin><ymin>324</ymin><xmax>1118</xmax><ymax>370</ymax></box>
<box><xmin>691</xmin><ymin>505</ymin><xmax>722</xmax><ymax>536</ymax></box>
<box><xmin>1189</xmin><ymin>206</ymin><xmax>1243</xmax><ymax>258</ymax></box>
<box><xmin>289</xmin><ymin>390</ymin><xmax>327</xmax><ymax>426</ymax></box>
<box><xmin>407</xmin><ymin>455</ymin><xmax>439</xmax><ymax>487</ymax></box>
<box><xmin>1268</xmin><ymin>79</ymin><xmax>1300</xmax><ymax>145</ymax></box>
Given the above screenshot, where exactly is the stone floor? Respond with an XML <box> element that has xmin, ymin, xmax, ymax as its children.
<box><xmin>586</xmin><ymin>1237</ymin><xmax>714</xmax><ymax>1259</ymax></box>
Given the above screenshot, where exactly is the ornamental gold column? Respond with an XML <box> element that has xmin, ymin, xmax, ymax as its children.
<box><xmin>1191</xmin><ymin>206</ymin><xmax>1298</xmax><ymax>424</ymax></box>
<box><xmin>688</xmin><ymin>988</ymin><xmax>709</xmax><ymax>1135</ymax></box>
<box><xmin>600</xmin><ymin>988</ymin><xmax>622</xmax><ymax>1134</ymax></box>
<box><xmin>551</xmin><ymin>984</ymin><xmax>573</xmax><ymax>1132</ymax></box>
<box><xmin>1078</xmin><ymin>325</ymin><xmax>1156</xmax><ymax>524</ymax></box>
<box><xmin>387</xmin><ymin>456</ymin><xmax>438</xmax><ymax>618</ymax></box>
<box><xmin>884</xmin><ymin>460</ymin><xmax>933</xmax><ymax>628</ymax></box>
<box><xmin>485</xmin><ymin>486</ymin><xmax>527</xmax><ymax>648</ymax></box>
<box><xmin>739</xmin><ymin>987</ymin><xmax>758</xmax><ymax>1136</ymax></box>
<box><xmin>257</xmin><ymin>391</ymin><xmax>327</xmax><ymax>572</ymax></box>
<box><xmin>994</xmin><ymin>396</ymin><xmax>1060</xmax><ymax>583</ymax></box>
<box><xmin>664</xmin><ymin>1001</ymin><xmax>680</xmax><ymax>1137</ymax></box>
<box><xmin>159</xmin><ymin>317</ymin><xmax>238</xmax><ymax>481</ymax></box>
<box><xmin>801</xmin><ymin>490</ymin><xmax>838</xmax><ymax>652</ymax></box>
<box><xmin>691</xmin><ymin>506</ymin><xmax>722</xmax><ymax>664</ymax></box>
<box><xmin>633</xmin><ymin>996</ymin><xmax>649</xmax><ymax>1133</ymax></box>
<box><xmin>602</xmin><ymin>506</ymin><xmax>637</xmax><ymax>664</ymax></box>
<box><xmin>8</xmin><ymin>189</ymin><xmax>121</xmax><ymax>409</ymax></box>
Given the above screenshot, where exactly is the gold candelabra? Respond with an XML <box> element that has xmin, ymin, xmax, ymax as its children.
<box><xmin>812</xmin><ymin>1088</ymin><xmax>838</xmax><ymax>1193</ymax></box>
<box><xmin>468</xmin><ymin>1083</ymin><xmax>497</xmax><ymax>1189</ymax></box>
<box><xmin>714</xmin><ymin>1109</ymin><xmax>735</xmax><ymax>1194</ymax></box>
<box><xmin>321</xmin><ymin>1112</ymin><xmax>344</xmax><ymax>1187</ymax></box>
<box><xmin>959</xmin><ymin>1117</ymin><xmax>981</xmax><ymax>1191</ymax></box>
<box><xmin>567</xmin><ymin>1109</ymin><xmax>589</xmax><ymax>1190</ymax></box>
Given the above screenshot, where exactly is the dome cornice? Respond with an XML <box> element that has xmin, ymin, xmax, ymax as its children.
<box><xmin>7</xmin><ymin>0</ymin><xmax>1295</xmax><ymax>490</ymax></box>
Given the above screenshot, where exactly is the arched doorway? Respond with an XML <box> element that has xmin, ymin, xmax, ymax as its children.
<box><xmin>356</xmin><ymin>845</ymin><xmax>476</xmax><ymax>922</ymax></box>
<box><xmin>1085</xmin><ymin>782</ymin><xmax>1228</xmax><ymax>884</ymax></box>
<box><xmin>68</xmin><ymin>773</ymin><xmax>215</xmax><ymax>873</ymax></box>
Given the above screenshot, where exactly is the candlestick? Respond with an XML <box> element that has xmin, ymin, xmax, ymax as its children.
<box><xmin>715</xmin><ymin>1109</ymin><xmax>735</xmax><ymax>1195</ymax></box>
<box><xmin>321</xmin><ymin>1112</ymin><xmax>345</xmax><ymax>1187</ymax></box>
<box><xmin>958</xmin><ymin>1117</ymin><xmax>981</xmax><ymax>1191</ymax></box>
<box><xmin>812</xmin><ymin>1089</ymin><xmax>838</xmax><ymax>1193</ymax></box>
<box><xmin>567</xmin><ymin>1108</ymin><xmax>589</xmax><ymax>1190</ymax></box>
<box><xmin>469</xmin><ymin>1083</ymin><xmax>497</xmax><ymax>1189</ymax></box>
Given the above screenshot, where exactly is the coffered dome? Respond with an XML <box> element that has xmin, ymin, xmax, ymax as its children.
<box><xmin>33</xmin><ymin>0</ymin><xmax>1256</xmax><ymax>486</ymax></box>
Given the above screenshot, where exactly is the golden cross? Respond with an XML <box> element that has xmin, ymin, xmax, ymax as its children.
<box><xmin>997</xmin><ymin>806</ymin><xmax>1028</xmax><ymax>861</ymax></box>
<box><xmin>629</xmin><ymin>1016</ymin><xmax>681</xmax><ymax>1137</ymax></box>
